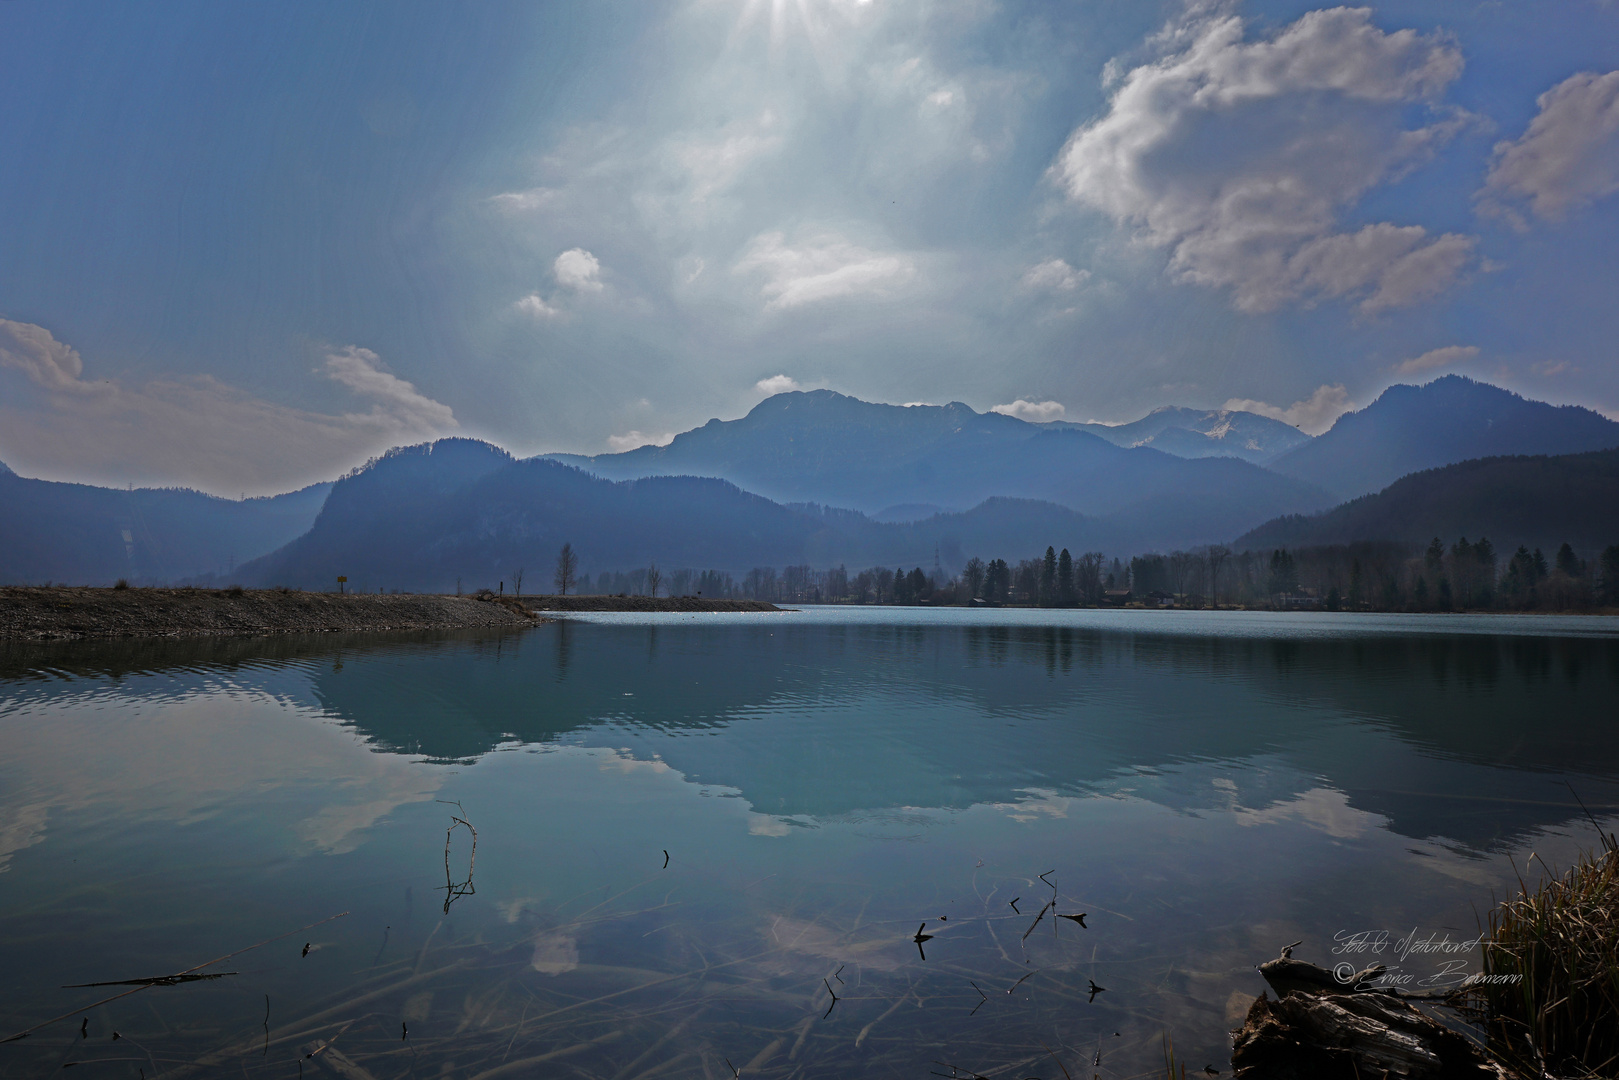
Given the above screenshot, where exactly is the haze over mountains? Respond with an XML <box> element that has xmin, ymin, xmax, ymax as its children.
<box><xmin>1268</xmin><ymin>376</ymin><xmax>1619</xmax><ymax>498</ymax></box>
<box><xmin>3</xmin><ymin>375</ymin><xmax>1617</xmax><ymax>587</ymax></box>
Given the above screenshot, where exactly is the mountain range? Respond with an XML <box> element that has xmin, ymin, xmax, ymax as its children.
<box><xmin>3</xmin><ymin>375</ymin><xmax>1617</xmax><ymax>586</ymax></box>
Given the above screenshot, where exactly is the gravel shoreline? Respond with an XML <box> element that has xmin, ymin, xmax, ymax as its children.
<box><xmin>0</xmin><ymin>586</ymin><xmax>540</xmax><ymax>640</ymax></box>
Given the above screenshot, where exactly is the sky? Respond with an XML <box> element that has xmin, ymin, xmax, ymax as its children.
<box><xmin>1</xmin><ymin>0</ymin><xmax>1617</xmax><ymax>496</ymax></box>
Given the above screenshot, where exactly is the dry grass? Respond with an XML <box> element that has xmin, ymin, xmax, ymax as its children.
<box><xmin>1467</xmin><ymin>826</ymin><xmax>1619</xmax><ymax>1077</ymax></box>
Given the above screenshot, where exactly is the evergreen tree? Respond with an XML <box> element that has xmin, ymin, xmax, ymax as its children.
<box><xmin>1348</xmin><ymin>559</ymin><xmax>1363</xmax><ymax>608</ymax></box>
<box><xmin>1040</xmin><ymin>547</ymin><xmax>1057</xmax><ymax>606</ymax></box>
<box><xmin>1555</xmin><ymin>543</ymin><xmax>1583</xmax><ymax>578</ymax></box>
<box><xmin>1267</xmin><ymin>549</ymin><xmax>1299</xmax><ymax>596</ymax></box>
<box><xmin>1057</xmin><ymin>549</ymin><xmax>1075</xmax><ymax>606</ymax></box>
<box><xmin>1601</xmin><ymin>546</ymin><xmax>1619</xmax><ymax>605</ymax></box>
<box><xmin>1413</xmin><ymin>576</ymin><xmax>1429</xmax><ymax>609</ymax></box>
<box><xmin>1438</xmin><ymin>577</ymin><xmax>1453</xmax><ymax>610</ymax></box>
<box><xmin>1425</xmin><ymin>537</ymin><xmax>1444</xmax><ymax>575</ymax></box>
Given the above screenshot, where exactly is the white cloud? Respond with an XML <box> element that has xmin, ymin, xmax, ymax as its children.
<box><xmin>606</xmin><ymin>430</ymin><xmax>675</xmax><ymax>452</ymax></box>
<box><xmin>1020</xmin><ymin>258</ymin><xmax>1089</xmax><ymax>292</ymax></box>
<box><xmin>1482</xmin><ymin>70</ymin><xmax>1619</xmax><ymax>224</ymax></box>
<box><xmin>755</xmin><ymin>374</ymin><xmax>803</xmax><ymax>395</ymax></box>
<box><xmin>1053</xmin><ymin>7</ymin><xmax>1474</xmax><ymax>313</ymax></box>
<box><xmin>1394</xmin><ymin>344</ymin><xmax>1478</xmax><ymax>376</ymax></box>
<box><xmin>514</xmin><ymin>293</ymin><xmax>562</xmax><ymax>319</ymax></box>
<box><xmin>321</xmin><ymin>346</ymin><xmax>457</xmax><ymax>431</ymax></box>
<box><xmin>0</xmin><ymin>320</ymin><xmax>457</xmax><ymax>495</ymax></box>
<box><xmin>0</xmin><ymin>319</ymin><xmax>98</xmax><ymax>394</ymax></box>
<box><xmin>1222</xmin><ymin>383</ymin><xmax>1353</xmax><ymax>435</ymax></box>
<box><xmin>487</xmin><ymin>187</ymin><xmax>559</xmax><ymax>212</ymax></box>
<box><xmin>676</xmin><ymin>113</ymin><xmax>784</xmax><ymax>203</ymax></box>
<box><xmin>991</xmin><ymin>399</ymin><xmax>1066</xmax><ymax>421</ymax></box>
<box><xmin>554</xmin><ymin>248</ymin><xmax>604</xmax><ymax>291</ymax></box>
<box><xmin>733</xmin><ymin>230</ymin><xmax>916</xmax><ymax>310</ymax></box>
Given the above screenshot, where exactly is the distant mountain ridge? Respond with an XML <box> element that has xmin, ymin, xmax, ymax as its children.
<box><xmin>239</xmin><ymin>442</ymin><xmax>1136</xmax><ymax>591</ymax></box>
<box><xmin>1269</xmin><ymin>376</ymin><xmax>1619</xmax><ymax>499</ymax></box>
<box><xmin>1059</xmin><ymin>407</ymin><xmax>1310</xmax><ymax>464</ymax></box>
<box><xmin>545</xmin><ymin>390</ymin><xmax>1334</xmax><ymax>541</ymax></box>
<box><xmin>1237</xmin><ymin>448</ymin><xmax>1619</xmax><ymax>555</ymax></box>
<box><xmin>0</xmin><ymin>470</ymin><xmax>331</xmax><ymax>585</ymax></box>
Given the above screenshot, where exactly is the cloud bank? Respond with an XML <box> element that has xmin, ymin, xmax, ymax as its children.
<box><xmin>0</xmin><ymin>320</ymin><xmax>457</xmax><ymax>496</ymax></box>
<box><xmin>1483</xmin><ymin>70</ymin><xmax>1619</xmax><ymax>225</ymax></box>
<box><xmin>1394</xmin><ymin>344</ymin><xmax>1479</xmax><ymax>376</ymax></box>
<box><xmin>1223</xmin><ymin>383</ymin><xmax>1354</xmax><ymax>435</ymax></box>
<box><xmin>991</xmin><ymin>399</ymin><xmax>1066</xmax><ymax>422</ymax></box>
<box><xmin>1054</xmin><ymin>7</ymin><xmax>1475</xmax><ymax>313</ymax></box>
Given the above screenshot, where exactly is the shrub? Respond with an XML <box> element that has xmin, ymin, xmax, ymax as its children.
<box><xmin>113</xmin><ymin>578</ymin><xmax>129</xmax><ymax>590</ymax></box>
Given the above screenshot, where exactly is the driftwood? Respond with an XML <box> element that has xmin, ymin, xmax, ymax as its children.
<box><xmin>1229</xmin><ymin>953</ymin><xmax>1514</xmax><ymax>1080</ymax></box>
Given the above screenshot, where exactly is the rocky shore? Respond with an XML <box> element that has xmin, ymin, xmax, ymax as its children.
<box><xmin>0</xmin><ymin>586</ymin><xmax>540</xmax><ymax>640</ymax></box>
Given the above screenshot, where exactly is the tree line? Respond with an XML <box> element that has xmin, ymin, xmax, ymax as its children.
<box><xmin>548</xmin><ymin>537</ymin><xmax>1619</xmax><ymax>612</ymax></box>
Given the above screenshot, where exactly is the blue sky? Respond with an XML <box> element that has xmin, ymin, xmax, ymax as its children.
<box><xmin>1</xmin><ymin>0</ymin><xmax>1616</xmax><ymax>495</ymax></box>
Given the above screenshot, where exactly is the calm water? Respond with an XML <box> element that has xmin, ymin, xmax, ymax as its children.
<box><xmin>2</xmin><ymin>609</ymin><xmax>1617</xmax><ymax>1079</ymax></box>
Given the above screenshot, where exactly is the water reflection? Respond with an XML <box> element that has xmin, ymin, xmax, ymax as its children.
<box><xmin>1</xmin><ymin>614</ymin><xmax>1616</xmax><ymax>1079</ymax></box>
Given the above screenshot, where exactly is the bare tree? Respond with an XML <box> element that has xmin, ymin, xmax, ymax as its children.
<box><xmin>554</xmin><ymin>543</ymin><xmax>578</xmax><ymax>596</ymax></box>
<box><xmin>646</xmin><ymin>562</ymin><xmax>663</xmax><ymax>598</ymax></box>
<box><xmin>512</xmin><ymin>567</ymin><xmax>524</xmax><ymax>597</ymax></box>
<box><xmin>1205</xmin><ymin>546</ymin><xmax>1230</xmax><ymax>609</ymax></box>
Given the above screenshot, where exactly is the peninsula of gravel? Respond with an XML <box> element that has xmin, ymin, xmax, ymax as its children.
<box><xmin>0</xmin><ymin>586</ymin><xmax>784</xmax><ymax>639</ymax></box>
<box><xmin>1</xmin><ymin>586</ymin><xmax>541</xmax><ymax>640</ymax></box>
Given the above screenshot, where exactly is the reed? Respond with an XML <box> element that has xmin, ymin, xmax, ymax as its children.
<box><xmin>1467</xmin><ymin>829</ymin><xmax>1619</xmax><ymax>1076</ymax></box>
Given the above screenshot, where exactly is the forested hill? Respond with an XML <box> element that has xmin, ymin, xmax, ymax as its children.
<box><xmin>0</xmin><ymin>469</ymin><xmax>331</xmax><ymax>585</ymax></box>
<box><xmin>1236</xmin><ymin>448</ymin><xmax>1619</xmax><ymax>555</ymax></box>
<box><xmin>1268</xmin><ymin>376</ymin><xmax>1619</xmax><ymax>499</ymax></box>
<box><xmin>238</xmin><ymin>441</ymin><xmax>1142</xmax><ymax>592</ymax></box>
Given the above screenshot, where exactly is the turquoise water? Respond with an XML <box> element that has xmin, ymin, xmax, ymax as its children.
<box><xmin>1</xmin><ymin>609</ymin><xmax>1616</xmax><ymax>1078</ymax></box>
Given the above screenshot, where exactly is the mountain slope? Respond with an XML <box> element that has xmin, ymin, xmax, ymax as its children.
<box><xmin>1268</xmin><ymin>376</ymin><xmax>1619</xmax><ymax>499</ymax></box>
<box><xmin>1235</xmin><ymin>448</ymin><xmax>1619</xmax><ymax>555</ymax></box>
<box><xmin>547</xmin><ymin>390</ymin><xmax>1333</xmax><ymax>540</ymax></box>
<box><xmin>239</xmin><ymin>441</ymin><xmax>1140</xmax><ymax>591</ymax></box>
<box><xmin>1062</xmin><ymin>407</ymin><xmax>1311</xmax><ymax>463</ymax></box>
<box><xmin>0</xmin><ymin>470</ymin><xmax>331</xmax><ymax>585</ymax></box>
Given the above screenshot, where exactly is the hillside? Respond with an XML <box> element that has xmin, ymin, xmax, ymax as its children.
<box><xmin>0</xmin><ymin>469</ymin><xmax>331</xmax><ymax>585</ymax></box>
<box><xmin>1268</xmin><ymin>376</ymin><xmax>1619</xmax><ymax>499</ymax></box>
<box><xmin>1235</xmin><ymin>448</ymin><xmax>1619</xmax><ymax>555</ymax></box>
<box><xmin>238</xmin><ymin>442</ymin><xmax>1147</xmax><ymax>591</ymax></box>
<box><xmin>547</xmin><ymin>390</ymin><xmax>1332</xmax><ymax>538</ymax></box>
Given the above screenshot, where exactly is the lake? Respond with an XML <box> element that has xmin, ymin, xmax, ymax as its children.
<box><xmin>2</xmin><ymin>608</ymin><xmax>1617</xmax><ymax>1079</ymax></box>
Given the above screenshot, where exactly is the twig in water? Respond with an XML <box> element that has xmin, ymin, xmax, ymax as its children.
<box><xmin>1022</xmin><ymin>900</ymin><xmax>1053</xmax><ymax>942</ymax></box>
<box><xmin>1007</xmin><ymin>972</ymin><xmax>1033</xmax><ymax>994</ymax></box>
<box><xmin>1040</xmin><ymin>1040</ymin><xmax>1074</xmax><ymax>1080</ymax></box>
<box><xmin>662</xmin><ymin>849</ymin><xmax>670</xmax><ymax>869</ymax></box>
<box><xmin>725</xmin><ymin>1057</ymin><xmax>740</xmax><ymax>1078</ymax></box>
<box><xmin>1</xmin><ymin>912</ymin><xmax>348</xmax><ymax>1044</ymax></box>
<box><xmin>1057</xmin><ymin>913</ymin><xmax>1087</xmax><ymax>928</ymax></box>
<box><xmin>1008</xmin><ymin>897</ymin><xmax>1020</xmax><ymax>914</ymax></box>
<box><xmin>913</xmin><ymin>922</ymin><xmax>935</xmax><ymax>961</ymax></box>
<box><xmin>262</xmin><ymin>995</ymin><xmax>270</xmax><ymax>1058</ymax></box>
<box><xmin>833</xmin><ymin>964</ymin><xmax>845</xmax><ymax>985</ymax></box>
<box><xmin>371</xmin><ymin>925</ymin><xmax>390</xmax><ymax>966</ymax></box>
<box><xmin>1039</xmin><ymin>870</ymin><xmax>1056</xmax><ymax>893</ymax></box>
<box><xmin>439</xmin><ymin>802</ymin><xmax>478</xmax><ymax>913</ymax></box>
<box><xmin>821</xmin><ymin>979</ymin><xmax>839</xmax><ymax>1020</ymax></box>
<box><xmin>1087</xmin><ymin>979</ymin><xmax>1106</xmax><ymax>1003</ymax></box>
<box><xmin>63</xmin><ymin>972</ymin><xmax>236</xmax><ymax>989</ymax></box>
